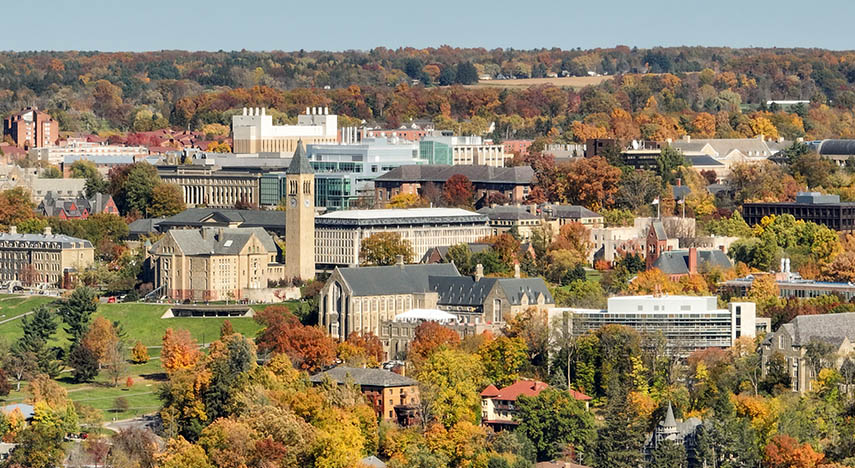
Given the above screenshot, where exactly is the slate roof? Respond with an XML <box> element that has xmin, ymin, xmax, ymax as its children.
<box><xmin>685</xmin><ymin>155</ymin><xmax>724</xmax><ymax>167</ymax></box>
<box><xmin>337</xmin><ymin>263</ymin><xmax>460</xmax><ymax>296</ymax></box>
<box><xmin>777</xmin><ymin>312</ymin><xmax>855</xmax><ymax>346</ymax></box>
<box><xmin>0</xmin><ymin>232</ymin><xmax>92</xmax><ymax>249</ymax></box>
<box><xmin>309</xmin><ymin>366</ymin><xmax>418</xmax><ymax>387</ymax></box>
<box><xmin>652</xmin><ymin>249</ymin><xmax>732</xmax><ymax>275</ymax></box>
<box><xmin>672</xmin><ymin>138</ymin><xmax>775</xmax><ymax>158</ymax></box>
<box><xmin>420</xmin><ymin>243</ymin><xmax>492</xmax><ymax>263</ymax></box>
<box><xmin>158</xmin><ymin>208</ymin><xmax>286</xmax><ymax>233</ymax></box>
<box><xmin>376</xmin><ymin>164</ymin><xmax>535</xmax><ymax>184</ymax></box>
<box><xmin>39</xmin><ymin>193</ymin><xmax>116</xmax><ymax>218</ymax></box>
<box><xmin>817</xmin><ymin>139</ymin><xmax>855</xmax><ymax>156</ymax></box>
<box><xmin>155</xmin><ymin>227</ymin><xmax>277</xmax><ymax>256</ymax></box>
<box><xmin>477</xmin><ymin>205</ymin><xmax>539</xmax><ymax>221</ymax></box>
<box><xmin>542</xmin><ymin>204</ymin><xmax>601</xmax><ymax>219</ymax></box>
<box><xmin>128</xmin><ymin>218</ymin><xmax>164</xmax><ymax>238</ymax></box>
<box><xmin>430</xmin><ymin>276</ymin><xmax>554</xmax><ymax>307</ymax></box>
<box><xmin>286</xmin><ymin>139</ymin><xmax>313</xmax><ymax>174</ymax></box>
<box><xmin>652</xmin><ymin>221</ymin><xmax>668</xmax><ymax>240</ymax></box>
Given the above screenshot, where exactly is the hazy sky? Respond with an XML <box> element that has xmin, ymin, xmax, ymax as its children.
<box><xmin>5</xmin><ymin>0</ymin><xmax>853</xmax><ymax>52</ymax></box>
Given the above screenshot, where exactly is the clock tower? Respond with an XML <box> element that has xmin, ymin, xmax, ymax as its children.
<box><xmin>285</xmin><ymin>140</ymin><xmax>315</xmax><ymax>281</ymax></box>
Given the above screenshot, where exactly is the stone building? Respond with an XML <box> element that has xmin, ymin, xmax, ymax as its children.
<box><xmin>157</xmin><ymin>166</ymin><xmax>261</xmax><ymax>208</ymax></box>
<box><xmin>0</xmin><ymin>226</ymin><xmax>94</xmax><ymax>288</ymax></box>
<box><xmin>148</xmin><ymin>227</ymin><xmax>284</xmax><ymax>301</ymax></box>
<box><xmin>319</xmin><ymin>259</ymin><xmax>553</xmax><ymax>355</ymax></box>
<box><xmin>760</xmin><ymin>313</ymin><xmax>855</xmax><ymax>393</ymax></box>
<box><xmin>644</xmin><ymin>403</ymin><xmax>702</xmax><ymax>465</ymax></box>
<box><xmin>284</xmin><ymin>140</ymin><xmax>315</xmax><ymax>281</ymax></box>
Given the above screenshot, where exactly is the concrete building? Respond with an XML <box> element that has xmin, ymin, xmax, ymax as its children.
<box><xmin>760</xmin><ymin>313</ymin><xmax>855</xmax><ymax>393</ymax></box>
<box><xmin>420</xmin><ymin>132</ymin><xmax>506</xmax><ymax>167</ymax></box>
<box><xmin>314</xmin><ymin>207</ymin><xmax>490</xmax><ymax>269</ymax></box>
<box><xmin>284</xmin><ymin>140</ymin><xmax>315</xmax><ymax>281</ymax></box>
<box><xmin>0</xmin><ymin>226</ymin><xmax>94</xmax><ymax>288</ymax></box>
<box><xmin>309</xmin><ymin>367</ymin><xmax>420</xmax><ymax>425</ymax></box>
<box><xmin>3</xmin><ymin>107</ymin><xmax>58</xmax><ymax>150</ymax></box>
<box><xmin>552</xmin><ymin>296</ymin><xmax>764</xmax><ymax>355</ymax></box>
<box><xmin>31</xmin><ymin>138</ymin><xmax>148</xmax><ymax>165</ymax></box>
<box><xmin>480</xmin><ymin>380</ymin><xmax>590</xmax><ymax>430</ymax></box>
<box><xmin>232</xmin><ymin>106</ymin><xmax>337</xmax><ymax>154</ymax></box>
<box><xmin>148</xmin><ymin>227</ymin><xmax>284</xmax><ymax>301</ymax></box>
<box><xmin>742</xmin><ymin>192</ymin><xmax>855</xmax><ymax>232</ymax></box>
<box><xmin>374</xmin><ymin>165</ymin><xmax>534</xmax><ymax>207</ymax></box>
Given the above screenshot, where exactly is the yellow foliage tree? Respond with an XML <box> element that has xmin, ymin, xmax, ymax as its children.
<box><xmin>387</xmin><ymin>192</ymin><xmax>427</xmax><ymax>209</ymax></box>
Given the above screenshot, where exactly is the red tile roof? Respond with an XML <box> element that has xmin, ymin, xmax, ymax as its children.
<box><xmin>482</xmin><ymin>380</ymin><xmax>591</xmax><ymax>402</ymax></box>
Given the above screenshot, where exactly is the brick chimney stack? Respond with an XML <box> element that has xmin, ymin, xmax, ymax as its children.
<box><xmin>688</xmin><ymin>247</ymin><xmax>698</xmax><ymax>274</ymax></box>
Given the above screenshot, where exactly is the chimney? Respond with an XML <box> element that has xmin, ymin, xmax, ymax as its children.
<box><xmin>9</xmin><ymin>226</ymin><xmax>16</xmax><ymax>235</ymax></box>
<box><xmin>242</xmin><ymin>107</ymin><xmax>247</xmax><ymax>116</ymax></box>
<box><xmin>514</xmin><ymin>262</ymin><xmax>521</xmax><ymax>279</ymax></box>
<box><xmin>305</xmin><ymin>107</ymin><xmax>310</xmax><ymax>115</ymax></box>
<box><xmin>475</xmin><ymin>263</ymin><xmax>484</xmax><ymax>281</ymax></box>
<box><xmin>688</xmin><ymin>247</ymin><xmax>697</xmax><ymax>274</ymax></box>
<box><xmin>396</xmin><ymin>254</ymin><xmax>405</xmax><ymax>268</ymax></box>
<box><xmin>43</xmin><ymin>226</ymin><xmax>51</xmax><ymax>236</ymax></box>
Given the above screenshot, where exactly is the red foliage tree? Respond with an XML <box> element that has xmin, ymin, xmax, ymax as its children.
<box><xmin>255</xmin><ymin>306</ymin><xmax>336</xmax><ymax>372</ymax></box>
<box><xmin>442</xmin><ymin>174</ymin><xmax>474</xmax><ymax>207</ymax></box>
<box><xmin>764</xmin><ymin>434</ymin><xmax>825</xmax><ymax>468</ymax></box>
<box><xmin>345</xmin><ymin>332</ymin><xmax>385</xmax><ymax>364</ymax></box>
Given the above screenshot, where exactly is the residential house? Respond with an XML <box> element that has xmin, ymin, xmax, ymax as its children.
<box><xmin>309</xmin><ymin>367</ymin><xmax>420</xmax><ymax>425</ymax></box>
<box><xmin>38</xmin><ymin>193</ymin><xmax>118</xmax><ymax>220</ymax></box>
<box><xmin>480</xmin><ymin>380</ymin><xmax>590</xmax><ymax>430</ymax></box>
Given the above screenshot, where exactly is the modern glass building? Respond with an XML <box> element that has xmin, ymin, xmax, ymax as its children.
<box><xmin>419</xmin><ymin>140</ymin><xmax>453</xmax><ymax>165</ymax></box>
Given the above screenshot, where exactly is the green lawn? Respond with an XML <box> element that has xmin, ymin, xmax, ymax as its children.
<box><xmin>0</xmin><ymin>296</ymin><xmax>305</xmax><ymax>424</ymax></box>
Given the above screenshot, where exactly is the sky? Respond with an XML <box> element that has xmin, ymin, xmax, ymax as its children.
<box><xmin>4</xmin><ymin>0</ymin><xmax>854</xmax><ymax>52</ymax></box>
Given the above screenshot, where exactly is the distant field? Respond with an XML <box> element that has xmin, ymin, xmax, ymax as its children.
<box><xmin>472</xmin><ymin>75</ymin><xmax>614</xmax><ymax>89</ymax></box>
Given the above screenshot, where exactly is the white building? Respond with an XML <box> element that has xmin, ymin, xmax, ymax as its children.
<box><xmin>30</xmin><ymin>138</ymin><xmax>149</xmax><ymax>165</ymax></box>
<box><xmin>551</xmin><ymin>295</ymin><xmax>765</xmax><ymax>355</ymax></box>
<box><xmin>232</xmin><ymin>106</ymin><xmax>338</xmax><ymax>154</ymax></box>
<box><xmin>421</xmin><ymin>132</ymin><xmax>507</xmax><ymax>167</ymax></box>
<box><xmin>314</xmin><ymin>207</ymin><xmax>491</xmax><ymax>269</ymax></box>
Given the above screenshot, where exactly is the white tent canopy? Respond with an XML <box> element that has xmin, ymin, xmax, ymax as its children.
<box><xmin>393</xmin><ymin>308</ymin><xmax>458</xmax><ymax>323</ymax></box>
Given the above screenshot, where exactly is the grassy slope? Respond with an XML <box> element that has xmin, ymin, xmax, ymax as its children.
<box><xmin>0</xmin><ymin>297</ymin><xmax>294</xmax><ymax>420</ymax></box>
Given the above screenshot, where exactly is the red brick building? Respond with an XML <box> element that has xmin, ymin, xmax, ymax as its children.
<box><xmin>502</xmin><ymin>139</ymin><xmax>533</xmax><ymax>156</ymax></box>
<box><xmin>3</xmin><ymin>107</ymin><xmax>59</xmax><ymax>150</ymax></box>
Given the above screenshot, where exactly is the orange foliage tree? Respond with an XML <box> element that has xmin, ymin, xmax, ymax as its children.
<box><xmin>410</xmin><ymin>321</ymin><xmax>460</xmax><ymax>361</ymax></box>
<box><xmin>764</xmin><ymin>434</ymin><xmax>826</xmax><ymax>468</ymax></box>
<box><xmin>555</xmin><ymin>156</ymin><xmax>622</xmax><ymax>210</ymax></box>
<box><xmin>161</xmin><ymin>328</ymin><xmax>202</xmax><ymax>374</ymax></box>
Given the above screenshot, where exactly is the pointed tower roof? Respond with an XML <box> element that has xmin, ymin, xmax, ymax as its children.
<box><xmin>287</xmin><ymin>139</ymin><xmax>313</xmax><ymax>174</ymax></box>
<box><xmin>663</xmin><ymin>402</ymin><xmax>677</xmax><ymax>428</ymax></box>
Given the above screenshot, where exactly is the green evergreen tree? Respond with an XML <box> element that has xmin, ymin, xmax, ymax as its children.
<box><xmin>68</xmin><ymin>344</ymin><xmax>99</xmax><ymax>383</ymax></box>
<box><xmin>58</xmin><ymin>286</ymin><xmax>98</xmax><ymax>347</ymax></box>
<box><xmin>648</xmin><ymin>439</ymin><xmax>686</xmax><ymax>468</ymax></box>
<box><xmin>696</xmin><ymin>392</ymin><xmax>760</xmax><ymax>468</ymax></box>
<box><xmin>593</xmin><ymin>383</ymin><xmax>646</xmax><ymax>468</ymax></box>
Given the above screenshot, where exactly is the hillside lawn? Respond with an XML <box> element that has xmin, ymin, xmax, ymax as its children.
<box><xmin>0</xmin><ymin>296</ymin><xmax>300</xmax><ymax>422</ymax></box>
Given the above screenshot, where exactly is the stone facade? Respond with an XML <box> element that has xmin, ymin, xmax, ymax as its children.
<box><xmin>158</xmin><ymin>167</ymin><xmax>260</xmax><ymax>208</ymax></box>
<box><xmin>0</xmin><ymin>227</ymin><xmax>94</xmax><ymax>287</ymax></box>
<box><xmin>284</xmin><ymin>141</ymin><xmax>315</xmax><ymax>281</ymax></box>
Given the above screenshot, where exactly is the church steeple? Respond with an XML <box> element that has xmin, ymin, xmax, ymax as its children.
<box><xmin>287</xmin><ymin>139</ymin><xmax>313</xmax><ymax>174</ymax></box>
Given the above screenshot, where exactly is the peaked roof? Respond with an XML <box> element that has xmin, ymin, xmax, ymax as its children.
<box><xmin>286</xmin><ymin>139</ymin><xmax>313</xmax><ymax>174</ymax></box>
<box><xmin>779</xmin><ymin>312</ymin><xmax>855</xmax><ymax>346</ymax></box>
<box><xmin>429</xmin><ymin>276</ymin><xmax>554</xmax><ymax>307</ymax></box>
<box><xmin>652</xmin><ymin>249</ymin><xmax>732</xmax><ymax>275</ymax></box>
<box><xmin>154</xmin><ymin>227</ymin><xmax>277</xmax><ymax>256</ymax></box>
<box><xmin>337</xmin><ymin>263</ymin><xmax>460</xmax><ymax>296</ymax></box>
<box><xmin>651</xmin><ymin>221</ymin><xmax>668</xmax><ymax>240</ymax></box>
<box><xmin>309</xmin><ymin>366</ymin><xmax>418</xmax><ymax>387</ymax></box>
<box><xmin>480</xmin><ymin>384</ymin><xmax>500</xmax><ymax>397</ymax></box>
<box><xmin>482</xmin><ymin>380</ymin><xmax>591</xmax><ymax>402</ymax></box>
<box><xmin>663</xmin><ymin>402</ymin><xmax>677</xmax><ymax>428</ymax></box>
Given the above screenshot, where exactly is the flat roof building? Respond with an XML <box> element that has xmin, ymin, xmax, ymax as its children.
<box><xmin>314</xmin><ymin>207</ymin><xmax>491</xmax><ymax>269</ymax></box>
<box><xmin>551</xmin><ymin>295</ymin><xmax>765</xmax><ymax>355</ymax></box>
<box><xmin>232</xmin><ymin>106</ymin><xmax>337</xmax><ymax>154</ymax></box>
<box><xmin>742</xmin><ymin>191</ymin><xmax>855</xmax><ymax>232</ymax></box>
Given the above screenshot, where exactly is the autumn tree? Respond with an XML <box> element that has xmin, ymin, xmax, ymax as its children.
<box><xmin>443</xmin><ymin>174</ymin><xmax>475</xmax><ymax>207</ymax></box>
<box><xmin>387</xmin><ymin>192</ymin><xmax>427</xmax><ymax>209</ymax></box>
<box><xmin>254</xmin><ymin>306</ymin><xmax>336</xmax><ymax>372</ymax></box>
<box><xmin>410</xmin><ymin>321</ymin><xmax>461</xmax><ymax>361</ymax></box>
<box><xmin>161</xmin><ymin>328</ymin><xmax>202</xmax><ymax>374</ymax></box>
<box><xmin>478</xmin><ymin>336</ymin><xmax>528</xmax><ymax>388</ymax></box>
<box><xmin>557</xmin><ymin>156</ymin><xmax>622</xmax><ymax>210</ymax></box>
<box><xmin>81</xmin><ymin>316</ymin><xmax>119</xmax><ymax>367</ymax></box>
<box><xmin>131</xmin><ymin>341</ymin><xmax>149</xmax><ymax>364</ymax></box>
<box><xmin>340</xmin><ymin>332</ymin><xmax>384</xmax><ymax>367</ymax></box>
<box><xmin>149</xmin><ymin>183</ymin><xmax>186</xmax><ymax>217</ymax></box>
<box><xmin>359</xmin><ymin>232</ymin><xmax>415</xmax><ymax>266</ymax></box>
<box><xmin>417</xmin><ymin>348</ymin><xmax>484</xmax><ymax>428</ymax></box>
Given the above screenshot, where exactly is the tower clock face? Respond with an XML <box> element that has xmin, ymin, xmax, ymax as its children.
<box><xmin>289</xmin><ymin>198</ymin><xmax>297</xmax><ymax>207</ymax></box>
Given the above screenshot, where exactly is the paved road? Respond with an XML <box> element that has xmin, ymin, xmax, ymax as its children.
<box><xmin>103</xmin><ymin>415</ymin><xmax>157</xmax><ymax>433</ymax></box>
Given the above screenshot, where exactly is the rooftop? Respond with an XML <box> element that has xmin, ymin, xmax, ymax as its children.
<box><xmin>309</xmin><ymin>366</ymin><xmax>418</xmax><ymax>388</ymax></box>
<box><xmin>316</xmin><ymin>208</ymin><xmax>488</xmax><ymax>227</ymax></box>
<box><xmin>376</xmin><ymin>164</ymin><xmax>535</xmax><ymax>184</ymax></box>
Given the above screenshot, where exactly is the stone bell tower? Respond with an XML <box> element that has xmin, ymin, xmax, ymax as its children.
<box><xmin>285</xmin><ymin>139</ymin><xmax>315</xmax><ymax>280</ymax></box>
